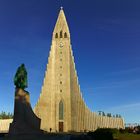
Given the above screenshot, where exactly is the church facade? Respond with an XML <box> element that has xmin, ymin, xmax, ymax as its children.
<box><xmin>34</xmin><ymin>9</ymin><xmax>125</xmax><ymax>132</ymax></box>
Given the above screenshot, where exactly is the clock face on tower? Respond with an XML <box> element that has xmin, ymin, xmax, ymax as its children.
<box><xmin>60</xmin><ymin>42</ymin><xmax>63</xmax><ymax>48</ymax></box>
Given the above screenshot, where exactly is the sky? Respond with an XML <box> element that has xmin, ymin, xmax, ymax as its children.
<box><xmin>0</xmin><ymin>0</ymin><xmax>140</xmax><ymax>124</ymax></box>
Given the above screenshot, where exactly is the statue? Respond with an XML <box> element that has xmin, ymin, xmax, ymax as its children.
<box><xmin>14</xmin><ymin>64</ymin><xmax>27</xmax><ymax>89</ymax></box>
<box><xmin>9</xmin><ymin>64</ymin><xmax>41</xmax><ymax>135</ymax></box>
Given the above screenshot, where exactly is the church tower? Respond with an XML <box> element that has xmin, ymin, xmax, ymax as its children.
<box><xmin>34</xmin><ymin>8</ymin><xmax>125</xmax><ymax>132</ymax></box>
<box><xmin>34</xmin><ymin>8</ymin><xmax>75</xmax><ymax>132</ymax></box>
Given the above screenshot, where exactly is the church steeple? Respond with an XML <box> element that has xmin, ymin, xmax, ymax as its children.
<box><xmin>53</xmin><ymin>8</ymin><xmax>70</xmax><ymax>40</ymax></box>
<box><xmin>34</xmin><ymin>8</ymin><xmax>125</xmax><ymax>132</ymax></box>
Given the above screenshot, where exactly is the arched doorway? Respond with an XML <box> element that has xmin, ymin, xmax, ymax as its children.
<box><xmin>59</xmin><ymin>100</ymin><xmax>64</xmax><ymax>132</ymax></box>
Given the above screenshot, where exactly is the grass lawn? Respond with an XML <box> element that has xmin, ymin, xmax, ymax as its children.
<box><xmin>114</xmin><ymin>133</ymin><xmax>140</xmax><ymax>140</ymax></box>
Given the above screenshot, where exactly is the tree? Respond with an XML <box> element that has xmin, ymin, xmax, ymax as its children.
<box><xmin>102</xmin><ymin>112</ymin><xmax>106</xmax><ymax>116</ymax></box>
<box><xmin>98</xmin><ymin>111</ymin><xmax>102</xmax><ymax>116</ymax></box>
<box><xmin>119</xmin><ymin>114</ymin><xmax>121</xmax><ymax>118</ymax></box>
<box><xmin>107</xmin><ymin>113</ymin><xmax>111</xmax><ymax>117</ymax></box>
<box><xmin>0</xmin><ymin>111</ymin><xmax>13</xmax><ymax>119</ymax></box>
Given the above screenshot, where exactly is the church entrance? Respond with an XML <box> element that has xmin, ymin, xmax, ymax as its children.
<box><xmin>59</xmin><ymin>122</ymin><xmax>63</xmax><ymax>132</ymax></box>
<box><xmin>59</xmin><ymin>100</ymin><xmax>64</xmax><ymax>132</ymax></box>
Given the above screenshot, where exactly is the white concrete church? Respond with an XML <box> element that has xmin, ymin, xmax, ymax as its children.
<box><xmin>34</xmin><ymin>8</ymin><xmax>125</xmax><ymax>132</ymax></box>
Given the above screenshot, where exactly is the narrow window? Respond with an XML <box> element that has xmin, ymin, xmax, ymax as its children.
<box><xmin>64</xmin><ymin>32</ymin><xmax>67</xmax><ymax>38</ymax></box>
<box><xmin>59</xmin><ymin>100</ymin><xmax>64</xmax><ymax>120</ymax></box>
<box><xmin>60</xmin><ymin>31</ymin><xmax>63</xmax><ymax>38</ymax></box>
<box><xmin>55</xmin><ymin>33</ymin><xmax>58</xmax><ymax>38</ymax></box>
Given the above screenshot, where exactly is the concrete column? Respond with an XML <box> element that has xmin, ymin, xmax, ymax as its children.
<box><xmin>83</xmin><ymin>104</ymin><xmax>86</xmax><ymax>131</ymax></box>
<box><xmin>80</xmin><ymin>100</ymin><xmax>83</xmax><ymax>131</ymax></box>
<box><xmin>77</xmin><ymin>93</ymin><xmax>80</xmax><ymax>131</ymax></box>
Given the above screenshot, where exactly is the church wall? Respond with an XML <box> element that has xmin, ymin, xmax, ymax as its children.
<box><xmin>70</xmin><ymin>49</ymin><xmax>77</xmax><ymax>131</ymax></box>
<box><xmin>79</xmin><ymin>92</ymin><xmax>82</xmax><ymax>131</ymax></box>
<box><xmin>76</xmin><ymin>92</ymin><xmax>80</xmax><ymax>131</ymax></box>
<box><xmin>89</xmin><ymin>111</ymin><xmax>91</xmax><ymax>130</ymax></box>
<box><xmin>87</xmin><ymin>110</ymin><xmax>89</xmax><ymax>130</ymax></box>
<box><xmin>88</xmin><ymin>109</ymin><xmax>90</xmax><ymax>130</ymax></box>
<box><xmin>93</xmin><ymin>113</ymin><xmax>96</xmax><ymax>130</ymax></box>
<box><xmin>59</xmin><ymin>41</ymin><xmax>72</xmax><ymax>132</ymax></box>
<box><xmin>81</xmin><ymin>100</ymin><xmax>85</xmax><ymax>131</ymax></box>
<box><xmin>34</xmin><ymin>44</ymin><xmax>58</xmax><ymax>132</ymax></box>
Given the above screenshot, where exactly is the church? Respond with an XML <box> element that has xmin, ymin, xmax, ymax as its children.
<box><xmin>34</xmin><ymin>8</ymin><xmax>125</xmax><ymax>132</ymax></box>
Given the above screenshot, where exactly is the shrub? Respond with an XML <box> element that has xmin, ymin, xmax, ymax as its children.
<box><xmin>87</xmin><ymin>128</ymin><xmax>114</xmax><ymax>140</ymax></box>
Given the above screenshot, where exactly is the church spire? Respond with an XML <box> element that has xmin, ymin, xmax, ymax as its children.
<box><xmin>60</xmin><ymin>6</ymin><xmax>63</xmax><ymax>10</ymax></box>
<box><xmin>53</xmin><ymin>8</ymin><xmax>70</xmax><ymax>39</ymax></box>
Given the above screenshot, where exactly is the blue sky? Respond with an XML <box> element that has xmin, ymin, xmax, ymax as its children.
<box><xmin>0</xmin><ymin>0</ymin><xmax>140</xmax><ymax>124</ymax></box>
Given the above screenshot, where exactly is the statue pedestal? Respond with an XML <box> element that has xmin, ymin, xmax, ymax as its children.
<box><xmin>9</xmin><ymin>88</ymin><xmax>41</xmax><ymax>135</ymax></box>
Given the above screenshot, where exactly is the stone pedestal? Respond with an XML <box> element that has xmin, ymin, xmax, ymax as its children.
<box><xmin>9</xmin><ymin>88</ymin><xmax>41</xmax><ymax>135</ymax></box>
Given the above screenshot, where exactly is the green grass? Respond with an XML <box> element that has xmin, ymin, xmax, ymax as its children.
<box><xmin>114</xmin><ymin>133</ymin><xmax>140</xmax><ymax>140</ymax></box>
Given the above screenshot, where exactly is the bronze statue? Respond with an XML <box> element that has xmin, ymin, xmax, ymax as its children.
<box><xmin>14</xmin><ymin>64</ymin><xmax>28</xmax><ymax>89</ymax></box>
<box><xmin>9</xmin><ymin>64</ymin><xmax>41</xmax><ymax>135</ymax></box>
